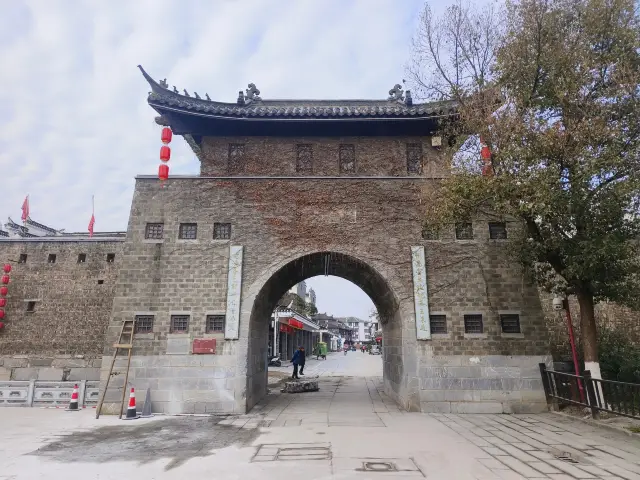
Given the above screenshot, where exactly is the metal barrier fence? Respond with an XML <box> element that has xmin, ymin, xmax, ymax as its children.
<box><xmin>0</xmin><ymin>380</ymin><xmax>100</xmax><ymax>408</ymax></box>
<box><xmin>539</xmin><ymin>363</ymin><xmax>640</xmax><ymax>419</ymax></box>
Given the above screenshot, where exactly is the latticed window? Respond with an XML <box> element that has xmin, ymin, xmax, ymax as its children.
<box><xmin>134</xmin><ymin>315</ymin><xmax>154</xmax><ymax>334</ymax></box>
<box><xmin>422</xmin><ymin>226</ymin><xmax>439</xmax><ymax>240</ymax></box>
<box><xmin>206</xmin><ymin>315</ymin><xmax>225</xmax><ymax>333</ymax></box>
<box><xmin>296</xmin><ymin>144</ymin><xmax>313</xmax><ymax>173</ymax></box>
<box><xmin>489</xmin><ymin>222</ymin><xmax>507</xmax><ymax>239</ymax></box>
<box><xmin>429</xmin><ymin>314</ymin><xmax>447</xmax><ymax>334</ymax></box>
<box><xmin>500</xmin><ymin>314</ymin><xmax>521</xmax><ymax>334</ymax></box>
<box><xmin>464</xmin><ymin>314</ymin><xmax>483</xmax><ymax>334</ymax></box>
<box><xmin>213</xmin><ymin>223</ymin><xmax>231</xmax><ymax>240</ymax></box>
<box><xmin>228</xmin><ymin>143</ymin><xmax>245</xmax><ymax>172</ymax></box>
<box><xmin>179</xmin><ymin>223</ymin><xmax>197</xmax><ymax>239</ymax></box>
<box><xmin>455</xmin><ymin>222</ymin><xmax>474</xmax><ymax>240</ymax></box>
<box><xmin>339</xmin><ymin>144</ymin><xmax>356</xmax><ymax>173</ymax></box>
<box><xmin>406</xmin><ymin>143</ymin><xmax>423</xmax><ymax>174</ymax></box>
<box><xmin>145</xmin><ymin>223</ymin><xmax>164</xmax><ymax>239</ymax></box>
<box><xmin>170</xmin><ymin>315</ymin><xmax>189</xmax><ymax>333</ymax></box>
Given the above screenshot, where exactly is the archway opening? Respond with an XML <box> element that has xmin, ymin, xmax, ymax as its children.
<box><xmin>245</xmin><ymin>252</ymin><xmax>403</xmax><ymax>411</ymax></box>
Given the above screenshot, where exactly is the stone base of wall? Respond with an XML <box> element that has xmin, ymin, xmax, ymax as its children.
<box><xmin>0</xmin><ymin>355</ymin><xmax>102</xmax><ymax>382</ymax></box>
<box><xmin>418</xmin><ymin>355</ymin><xmax>551</xmax><ymax>414</ymax></box>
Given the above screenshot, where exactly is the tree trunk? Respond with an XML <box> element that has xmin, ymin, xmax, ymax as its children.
<box><xmin>576</xmin><ymin>289</ymin><xmax>600</xmax><ymax>379</ymax></box>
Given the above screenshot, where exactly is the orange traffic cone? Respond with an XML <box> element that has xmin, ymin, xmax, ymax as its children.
<box><xmin>123</xmin><ymin>387</ymin><xmax>139</xmax><ymax>420</ymax></box>
<box><xmin>66</xmin><ymin>384</ymin><xmax>80</xmax><ymax>411</ymax></box>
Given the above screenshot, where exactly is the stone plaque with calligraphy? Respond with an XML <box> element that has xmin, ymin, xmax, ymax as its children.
<box><xmin>224</xmin><ymin>245</ymin><xmax>244</xmax><ymax>339</ymax></box>
<box><xmin>411</xmin><ymin>246</ymin><xmax>431</xmax><ymax>340</ymax></box>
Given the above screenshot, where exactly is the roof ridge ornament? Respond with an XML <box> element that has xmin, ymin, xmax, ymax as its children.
<box><xmin>388</xmin><ymin>84</ymin><xmax>404</xmax><ymax>102</ymax></box>
<box><xmin>159</xmin><ymin>78</ymin><xmax>168</xmax><ymax>89</ymax></box>
<box><xmin>243</xmin><ymin>83</ymin><xmax>261</xmax><ymax>104</ymax></box>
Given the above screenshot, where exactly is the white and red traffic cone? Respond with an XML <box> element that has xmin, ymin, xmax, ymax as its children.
<box><xmin>123</xmin><ymin>387</ymin><xmax>139</xmax><ymax>420</ymax></box>
<box><xmin>66</xmin><ymin>384</ymin><xmax>79</xmax><ymax>411</ymax></box>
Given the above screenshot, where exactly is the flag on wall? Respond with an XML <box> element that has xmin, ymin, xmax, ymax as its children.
<box><xmin>21</xmin><ymin>195</ymin><xmax>29</xmax><ymax>223</ymax></box>
<box><xmin>88</xmin><ymin>195</ymin><xmax>95</xmax><ymax>237</ymax></box>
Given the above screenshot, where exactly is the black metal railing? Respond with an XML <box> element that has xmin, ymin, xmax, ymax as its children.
<box><xmin>539</xmin><ymin>363</ymin><xmax>640</xmax><ymax>419</ymax></box>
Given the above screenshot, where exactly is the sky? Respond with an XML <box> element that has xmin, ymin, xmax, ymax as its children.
<box><xmin>0</xmin><ymin>0</ymin><xmax>470</xmax><ymax>321</ymax></box>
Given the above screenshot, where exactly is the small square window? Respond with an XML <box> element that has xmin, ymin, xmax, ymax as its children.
<box><xmin>213</xmin><ymin>223</ymin><xmax>231</xmax><ymax>240</ymax></box>
<box><xmin>47</xmin><ymin>254</ymin><xmax>57</xmax><ymax>264</ymax></box>
<box><xmin>26</xmin><ymin>301</ymin><xmax>36</xmax><ymax>312</ymax></box>
<box><xmin>429</xmin><ymin>314</ymin><xmax>447</xmax><ymax>334</ymax></box>
<box><xmin>97</xmin><ymin>279</ymin><xmax>104</xmax><ymax>285</ymax></box>
<box><xmin>170</xmin><ymin>315</ymin><xmax>190</xmax><ymax>333</ymax></box>
<box><xmin>77</xmin><ymin>253</ymin><xmax>86</xmax><ymax>263</ymax></box>
<box><xmin>296</xmin><ymin>144</ymin><xmax>313</xmax><ymax>173</ymax></box>
<box><xmin>422</xmin><ymin>226</ymin><xmax>439</xmax><ymax>240</ymax></box>
<box><xmin>489</xmin><ymin>222</ymin><xmax>507</xmax><ymax>239</ymax></box>
<box><xmin>145</xmin><ymin>223</ymin><xmax>164</xmax><ymax>239</ymax></box>
<box><xmin>500</xmin><ymin>314</ymin><xmax>521</xmax><ymax>334</ymax></box>
<box><xmin>206</xmin><ymin>315</ymin><xmax>225</xmax><ymax>333</ymax></box>
<box><xmin>179</xmin><ymin>223</ymin><xmax>197</xmax><ymax>240</ymax></box>
<box><xmin>455</xmin><ymin>222</ymin><xmax>474</xmax><ymax>240</ymax></box>
<box><xmin>134</xmin><ymin>315</ymin><xmax>154</xmax><ymax>334</ymax></box>
<box><xmin>19</xmin><ymin>254</ymin><xmax>27</xmax><ymax>263</ymax></box>
<box><xmin>406</xmin><ymin>143</ymin><xmax>423</xmax><ymax>174</ymax></box>
<box><xmin>339</xmin><ymin>144</ymin><xmax>356</xmax><ymax>173</ymax></box>
<box><xmin>464</xmin><ymin>314</ymin><xmax>483</xmax><ymax>334</ymax></box>
<box><xmin>106</xmin><ymin>253</ymin><xmax>115</xmax><ymax>263</ymax></box>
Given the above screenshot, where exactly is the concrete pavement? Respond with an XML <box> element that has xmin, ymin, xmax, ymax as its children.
<box><xmin>1</xmin><ymin>352</ymin><xmax>639</xmax><ymax>479</ymax></box>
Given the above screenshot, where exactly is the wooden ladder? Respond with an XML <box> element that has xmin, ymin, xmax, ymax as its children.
<box><xmin>96</xmin><ymin>319</ymin><xmax>135</xmax><ymax>419</ymax></box>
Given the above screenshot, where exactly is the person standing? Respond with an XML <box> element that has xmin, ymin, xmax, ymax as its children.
<box><xmin>298</xmin><ymin>346</ymin><xmax>306</xmax><ymax>376</ymax></box>
<box><xmin>291</xmin><ymin>347</ymin><xmax>301</xmax><ymax>379</ymax></box>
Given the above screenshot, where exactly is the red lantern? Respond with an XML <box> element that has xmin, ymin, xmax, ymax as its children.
<box><xmin>1</xmin><ymin>276</ymin><xmax>8</xmax><ymax>285</ymax></box>
<box><xmin>160</xmin><ymin>145</ymin><xmax>171</xmax><ymax>162</ymax></box>
<box><xmin>161</xmin><ymin>127</ymin><xmax>173</xmax><ymax>144</ymax></box>
<box><xmin>0</xmin><ymin>287</ymin><xmax>7</xmax><ymax>296</ymax></box>
<box><xmin>481</xmin><ymin>145</ymin><xmax>491</xmax><ymax>160</ymax></box>
<box><xmin>2</xmin><ymin>264</ymin><xmax>11</xmax><ymax>273</ymax></box>
<box><xmin>0</xmin><ymin>310</ymin><xmax>4</xmax><ymax>319</ymax></box>
<box><xmin>159</xmin><ymin>164</ymin><xmax>169</xmax><ymax>181</ymax></box>
<box><xmin>0</xmin><ymin>298</ymin><xmax>5</xmax><ymax>307</ymax></box>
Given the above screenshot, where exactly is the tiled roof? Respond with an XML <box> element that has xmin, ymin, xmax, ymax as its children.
<box><xmin>140</xmin><ymin>66</ymin><xmax>457</xmax><ymax>121</ymax></box>
<box><xmin>0</xmin><ymin>230</ymin><xmax>8</xmax><ymax>237</ymax></box>
<box><xmin>26</xmin><ymin>217</ymin><xmax>60</xmax><ymax>234</ymax></box>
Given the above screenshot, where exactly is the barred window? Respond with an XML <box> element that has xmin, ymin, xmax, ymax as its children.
<box><xmin>500</xmin><ymin>314</ymin><xmax>521</xmax><ymax>334</ymax></box>
<box><xmin>206</xmin><ymin>315</ymin><xmax>225</xmax><ymax>333</ymax></box>
<box><xmin>213</xmin><ymin>223</ymin><xmax>231</xmax><ymax>240</ymax></box>
<box><xmin>429</xmin><ymin>314</ymin><xmax>447</xmax><ymax>334</ymax></box>
<box><xmin>455</xmin><ymin>222</ymin><xmax>474</xmax><ymax>240</ymax></box>
<box><xmin>228</xmin><ymin>143</ymin><xmax>245</xmax><ymax>172</ymax></box>
<box><xmin>422</xmin><ymin>226</ymin><xmax>439</xmax><ymax>240</ymax></box>
<box><xmin>179</xmin><ymin>223</ymin><xmax>197</xmax><ymax>240</ymax></box>
<box><xmin>339</xmin><ymin>144</ymin><xmax>356</xmax><ymax>173</ymax></box>
<box><xmin>134</xmin><ymin>315</ymin><xmax>154</xmax><ymax>334</ymax></box>
<box><xmin>170</xmin><ymin>315</ymin><xmax>189</xmax><ymax>333</ymax></box>
<box><xmin>145</xmin><ymin>223</ymin><xmax>164</xmax><ymax>239</ymax></box>
<box><xmin>464</xmin><ymin>314</ymin><xmax>483</xmax><ymax>334</ymax></box>
<box><xmin>489</xmin><ymin>222</ymin><xmax>507</xmax><ymax>239</ymax></box>
<box><xmin>406</xmin><ymin>143</ymin><xmax>423</xmax><ymax>174</ymax></box>
<box><xmin>296</xmin><ymin>144</ymin><xmax>313</xmax><ymax>173</ymax></box>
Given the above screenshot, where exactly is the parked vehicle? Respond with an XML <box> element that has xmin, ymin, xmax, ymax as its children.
<box><xmin>369</xmin><ymin>346</ymin><xmax>381</xmax><ymax>355</ymax></box>
<box><xmin>268</xmin><ymin>355</ymin><xmax>282</xmax><ymax>367</ymax></box>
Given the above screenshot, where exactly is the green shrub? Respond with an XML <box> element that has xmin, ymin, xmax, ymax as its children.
<box><xmin>596</xmin><ymin>322</ymin><xmax>640</xmax><ymax>383</ymax></box>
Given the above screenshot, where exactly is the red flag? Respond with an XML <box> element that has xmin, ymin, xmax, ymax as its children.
<box><xmin>21</xmin><ymin>196</ymin><xmax>29</xmax><ymax>222</ymax></box>
<box><xmin>88</xmin><ymin>214</ymin><xmax>95</xmax><ymax>237</ymax></box>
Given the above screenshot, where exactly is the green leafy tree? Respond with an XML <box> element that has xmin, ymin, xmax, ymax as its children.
<box><xmin>409</xmin><ymin>0</ymin><xmax>640</xmax><ymax>378</ymax></box>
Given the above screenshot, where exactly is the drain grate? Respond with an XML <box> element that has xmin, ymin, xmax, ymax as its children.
<box><xmin>362</xmin><ymin>461</ymin><xmax>398</xmax><ymax>472</ymax></box>
<box><xmin>554</xmin><ymin>453</ymin><xmax>579</xmax><ymax>464</ymax></box>
<box><xmin>252</xmin><ymin>442</ymin><xmax>331</xmax><ymax>462</ymax></box>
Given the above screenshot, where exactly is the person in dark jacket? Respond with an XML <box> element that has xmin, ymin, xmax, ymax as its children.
<box><xmin>290</xmin><ymin>347</ymin><xmax>302</xmax><ymax>379</ymax></box>
<box><xmin>298</xmin><ymin>346</ymin><xmax>306</xmax><ymax>376</ymax></box>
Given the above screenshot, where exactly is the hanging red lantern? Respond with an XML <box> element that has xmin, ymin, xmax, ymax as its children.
<box><xmin>1</xmin><ymin>276</ymin><xmax>8</xmax><ymax>285</ymax></box>
<box><xmin>0</xmin><ymin>298</ymin><xmax>5</xmax><ymax>307</ymax></box>
<box><xmin>0</xmin><ymin>310</ymin><xmax>4</xmax><ymax>319</ymax></box>
<box><xmin>160</xmin><ymin>145</ymin><xmax>171</xmax><ymax>162</ymax></box>
<box><xmin>159</xmin><ymin>164</ymin><xmax>169</xmax><ymax>181</ymax></box>
<box><xmin>161</xmin><ymin>127</ymin><xmax>173</xmax><ymax>144</ymax></box>
<box><xmin>0</xmin><ymin>287</ymin><xmax>7</xmax><ymax>296</ymax></box>
<box><xmin>2</xmin><ymin>264</ymin><xmax>11</xmax><ymax>273</ymax></box>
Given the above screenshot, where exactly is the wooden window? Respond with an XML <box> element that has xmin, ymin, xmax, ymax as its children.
<box><xmin>145</xmin><ymin>223</ymin><xmax>164</xmax><ymax>239</ymax></box>
<box><xmin>134</xmin><ymin>315</ymin><xmax>154</xmax><ymax>334</ymax></box>
<box><xmin>406</xmin><ymin>143</ymin><xmax>423</xmax><ymax>174</ymax></box>
<box><xmin>464</xmin><ymin>314</ymin><xmax>483</xmax><ymax>334</ymax></box>
<box><xmin>170</xmin><ymin>315</ymin><xmax>190</xmax><ymax>333</ymax></box>
<box><xmin>77</xmin><ymin>253</ymin><xmax>86</xmax><ymax>263</ymax></box>
<box><xmin>429</xmin><ymin>314</ymin><xmax>447</xmax><ymax>334</ymax></box>
<box><xmin>19</xmin><ymin>254</ymin><xmax>27</xmax><ymax>263</ymax></box>
<box><xmin>213</xmin><ymin>223</ymin><xmax>231</xmax><ymax>240</ymax></box>
<box><xmin>339</xmin><ymin>144</ymin><xmax>355</xmax><ymax>173</ymax></box>
<box><xmin>206</xmin><ymin>315</ymin><xmax>225</xmax><ymax>333</ymax></box>
<box><xmin>489</xmin><ymin>222</ymin><xmax>507</xmax><ymax>239</ymax></box>
<box><xmin>455</xmin><ymin>222</ymin><xmax>474</xmax><ymax>240</ymax></box>
<box><xmin>500</xmin><ymin>314</ymin><xmax>521</xmax><ymax>334</ymax></box>
<box><xmin>179</xmin><ymin>223</ymin><xmax>197</xmax><ymax>240</ymax></box>
<box><xmin>106</xmin><ymin>253</ymin><xmax>115</xmax><ymax>263</ymax></box>
<box><xmin>296</xmin><ymin>144</ymin><xmax>313</xmax><ymax>173</ymax></box>
<box><xmin>47</xmin><ymin>254</ymin><xmax>57</xmax><ymax>264</ymax></box>
<box><xmin>228</xmin><ymin>143</ymin><xmax>245</xmax><ymax>172</ymax></box>
<box><xmin>26</xmin><ymin>301</ymin><xmax>36</xmax><ymax>313</ymax></box>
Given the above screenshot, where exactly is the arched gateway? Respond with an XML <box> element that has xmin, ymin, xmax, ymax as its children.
<box><xmin>100</xmin><ymin>67</ymin><xmax>551</xmax><ymax>415</ymax></box>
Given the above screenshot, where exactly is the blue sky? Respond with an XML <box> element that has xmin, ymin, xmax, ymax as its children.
<box><xmin>0</xmin><ymin>0</ymin><xmax>468</xmax><ymax>320</ymax></box>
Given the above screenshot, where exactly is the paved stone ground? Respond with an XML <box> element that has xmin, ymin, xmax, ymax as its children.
<box><xmin>1</xmin><ymin>353</ymin><xmax>639</xmax><ymax>479</ymax></box>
